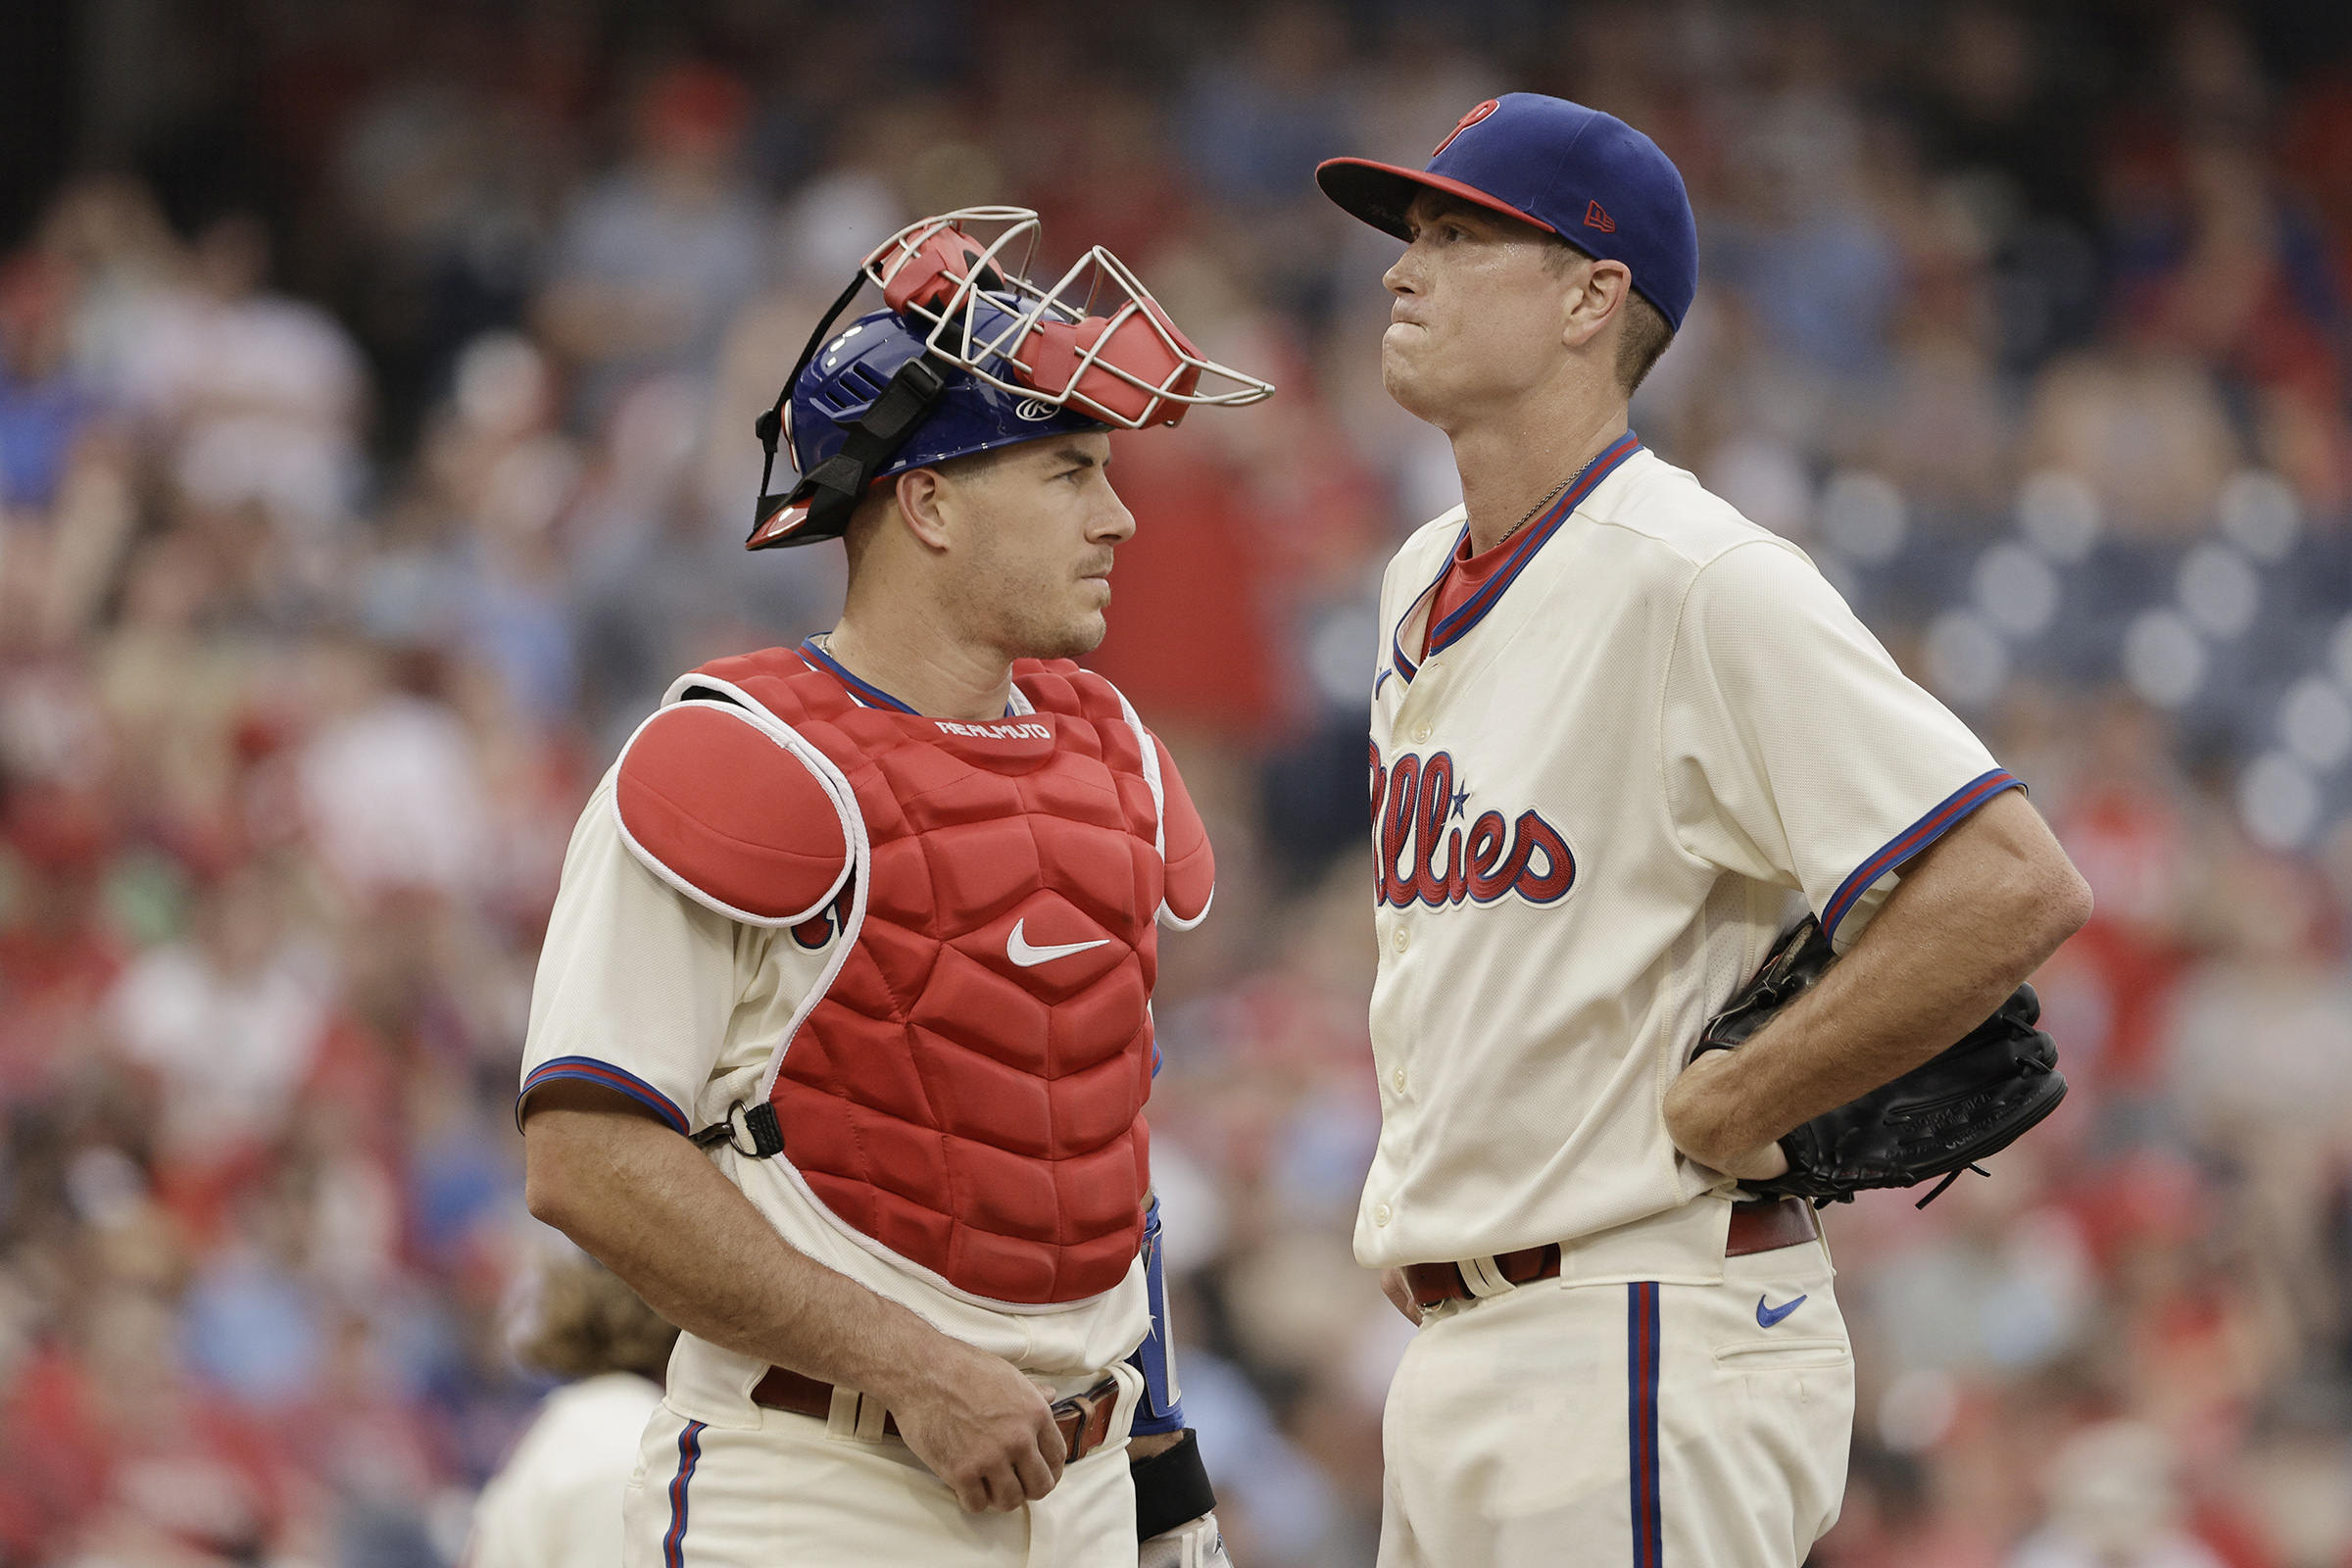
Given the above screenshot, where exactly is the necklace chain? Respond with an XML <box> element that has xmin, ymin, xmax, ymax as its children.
<box><xmin>1491</xmin><ymin>447</ymin><xmax>1606</xmax><ymax>550</ymax></box>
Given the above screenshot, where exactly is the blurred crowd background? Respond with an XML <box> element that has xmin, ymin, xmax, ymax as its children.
<box><xmin>4</xmin><ymin>0</ymin><xmax>2352</xmax><ymax>1563</ymax></box>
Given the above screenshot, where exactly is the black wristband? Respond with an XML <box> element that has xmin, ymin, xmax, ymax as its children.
<box><xmin>1130</xmin><ymin>1428</ymin><xmax>1217</xmax><ymax>1542</ymax></box>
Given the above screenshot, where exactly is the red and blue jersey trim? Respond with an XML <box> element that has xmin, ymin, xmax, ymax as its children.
<box><xmin>799</xmin><ymin>639</ymin><xmax>919</xmax><ymax>713</ymax></box>
<box><xmin>1389</xmin><ymin>430</ymin><xmax>1643</xmax><ymax>686</ymax></box>
<box><xmin>1821</xmin><ymin>768</ymin><xmax>2025</xmax><ymax>942</ymax></box>
<box><xmin>1388</xmin><ymin>562</ymin><xmax>1446</xmax><ymax>686</ymax></box>
<box><xmin>519</xmin><ymin>1056</ymin><xmax>690</xmax><ymax>1137</ymax></box>
<box><xmin>662</xmin><ymin>1419</ymin><xmax>706</xmax><ymax>1567</ymax></box>
<box><xmin>1626</xmin><ymin>1282</ymin><xmax>1663</xmax><ymax>1568</ymax></box>
<box><xmin>797</xmin><ymin>639</ymin><xmax>1019</xmax><ymax>719</ymax></box>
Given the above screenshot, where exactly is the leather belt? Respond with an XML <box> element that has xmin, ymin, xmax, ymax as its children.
<box><xmin>1726</xmin><ymin>1194</ymin><xmax>1821</xmax><ymax>1255</ymax></box>
<box><xmin>750</xmin><ymin>1366</ymin><xmax>1125</xmax><ymax>1463</ymax></box>
<box><xmin>1401</xmin><ymin>1197</ymin><xmax>1821</xmax><ymax>1309</ymax></box>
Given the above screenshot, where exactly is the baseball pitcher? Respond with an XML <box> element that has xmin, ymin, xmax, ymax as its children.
<box><xmin>1315</xmin><ymin>95</ymin><xmax>2092</xmax><ymax>1566</ymax></box>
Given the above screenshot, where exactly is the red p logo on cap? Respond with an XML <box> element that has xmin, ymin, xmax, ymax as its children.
<box><xmin>1433</xmin><ymin>99</ymin><xmax>1501</xmax><ymax>157</ymax></box>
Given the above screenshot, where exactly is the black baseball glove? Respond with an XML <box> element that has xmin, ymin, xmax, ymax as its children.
<box><xmin>1690</xmin><ymin>915</ymin><xmax>2067</xmax><ymax>1207</ymax></box>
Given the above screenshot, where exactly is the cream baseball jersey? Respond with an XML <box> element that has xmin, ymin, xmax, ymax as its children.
<box><xmin>1359</xmin><ymin>435</ymin><xmax>2020</xmax><ymax>1272</ymax></box>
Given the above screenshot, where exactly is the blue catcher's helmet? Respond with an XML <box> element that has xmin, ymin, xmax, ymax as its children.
<box><xmin>748</xmin><ymin>208</ymin><xmax>1273</xmax><ymax>550</ymax></box>
<box><xmin>747</xmin><ymin>298</ymin><xmax>1102</xmax><ymax>550</ymax></box>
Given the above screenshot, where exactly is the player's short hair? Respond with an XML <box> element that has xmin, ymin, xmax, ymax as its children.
<box><xmin>1544</xmin><ymin>239</ymin><xmax>1675</xmax><ymax>398</ymax></box>
<box><xmin>519</xmin><ymin>1256</ymin><xmax>679</xmax><ymax>1382</ymax></box>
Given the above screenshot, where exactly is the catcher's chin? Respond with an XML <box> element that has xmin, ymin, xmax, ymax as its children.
<box><xmin>1662</xmin><ymin>1054</ymin><xmax>1792</xmax><ymax>1183</ymax></box>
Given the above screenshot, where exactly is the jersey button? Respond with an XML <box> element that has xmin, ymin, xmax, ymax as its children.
<box><xmin>1392</xmin><ymin>1066</ymin><xmax>1407</xmax><ymax>1091</ymax></box>
<box><xmin>1373</xmin><ymin>1203</ymin><xmax>1393</xmax><ymax>1226</ymax></box>
<box><xmin>1413</xmin><ymin>723</ymin><xmax>1432</xmax><ymax>743</ymax></box>
<box><xmin>1392</xmin><ymin>926</ymin><xmax>1409</xmax><ymax>954</ymax></box>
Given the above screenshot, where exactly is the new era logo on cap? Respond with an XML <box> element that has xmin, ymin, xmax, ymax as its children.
<box><xmin>1314</xmin><ymin>92</ymin><xmax>1700</xmax><ymax>331</ymax></box>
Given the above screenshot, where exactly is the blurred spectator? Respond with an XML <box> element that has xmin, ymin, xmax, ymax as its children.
<box><xmin>1176</xmin><ymin>3</ymin><xmax>1356</xmax><ymax>317</ymax></box>
<box><xmin>397</xmin><ymin>330</ymin><xmax>585</xmax><ymax>729</ymax></box>
<box><xmin>2022</xmin><ymin>342</ymin><xmax>2240</xmax><ymax>543</ymax></box>
<box><xmin>1915</xmin><ymin>6</ymin><xmax>2100</xmax><ymax>230</ymax></box>
<box><xmin>119</xmin><ymin>213</ymin><xmax>368</xmax><ymax>549</ymax></box>
<box><xmin>2047</xmin><ymin>699</ymin><xmax>2199</xmax><ymax>1092</ymax></box>
<box><xmin>2007</xmin><ymin>1421</ymin><xmax>2226</xmax><ymax>1568</ymax></box>
<box><xmin>534</xmin><ymin>63</ymin><xmax>767</xmax><ymax>425</ymax></box>
<box><xmin>0</xmin><ymin>255</ymin><xmax>104</xmax><ymax>518</ymax></box>
<box><xmin>468</xmin><ymin>1251</ymin><xmax>676</xmax><ymax>1568</ymax></box>
<box><xmin>34</xmin><ymin>174</ymin><xmax>183</xmax><ymax>393</ymax></box>
<box><xmin>1708</xmin><ymin>19</ymin><xmax>1905</xmax><ymax>383</ymax></box>
<box><xmin>331</xmin><ymin>62</ymin><xmax>567</xmax><ymax>437</ymax></box>
<box><xmin>0</xmin><ymin>787</ymin><xmax>122</xmax><ymax>1102</ymax></box>
<box><xmin>1179</xmin><ymin>5</ymin><xmax>1351</xmax><ymax>214</ymax></box>
<box><xmin>295</xmin><ymin>639</ymin><xmax>495</xmax><ymax>907</ymax></box>
<box><xmin>0</xmin><ymin>252</ymin><xmax>135</xmax><ymax>647</ymax></box>
<box><xmin>104</xmin><ymin>864</ymin><xmax>335</xmax><ymax>1235</ymax></box>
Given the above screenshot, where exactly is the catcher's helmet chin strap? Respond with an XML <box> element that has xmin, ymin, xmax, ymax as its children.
<box><xmin>748</xmin><ymin>271</ymin><xmax>953</xmax><ymax>551</ymax></box>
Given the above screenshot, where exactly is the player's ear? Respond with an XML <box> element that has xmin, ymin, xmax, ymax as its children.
<box><xmin>1560</xmin><ymin>258</ymin><xmax>1631</xmax><ymax>353</ymax></box>
<box><xmin>892</xmin><ymin>466</ymin><xmax>957</xmax><ymax>553</ymax></box>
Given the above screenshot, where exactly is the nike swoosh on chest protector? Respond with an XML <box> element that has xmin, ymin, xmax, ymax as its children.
<box><xmin>1006</xmin><ymin>918</ymin><xmax>1111</xmax><ymax>967</ymax></box>
<box><xmin>1756</xmin><ymin>1294</ymin><xmax>1808</xmax><ymax>1329</ymax></box>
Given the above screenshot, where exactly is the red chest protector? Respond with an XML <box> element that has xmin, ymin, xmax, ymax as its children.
<box><xmin>612</xmin><ymin>647</ymin><xmax>1212</xmax><ymax>1307</ymax></box>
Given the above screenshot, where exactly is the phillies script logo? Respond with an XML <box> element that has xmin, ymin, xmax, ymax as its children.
<box><xmin>1370</xmin><ymin>744</ymin><xmax>1575</xmax><ymax>907</ymax></box>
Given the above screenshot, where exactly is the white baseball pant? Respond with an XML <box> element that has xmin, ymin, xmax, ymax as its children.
<box><xmin>623</xmin><ymin>1364</ymin><xmax>1144</xmax><ymax>1567</ymax></box>
<box><xmin>1378</xmin><ymin>1234</ymin><xmax>1853</xmax><ymax>1567</ymax></box>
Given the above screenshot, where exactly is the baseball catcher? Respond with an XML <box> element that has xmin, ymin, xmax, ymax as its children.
<box><xmin>520</xmin><ymin>208</ymin><xmax>1267</xmax><ymax>1568</ymax></box>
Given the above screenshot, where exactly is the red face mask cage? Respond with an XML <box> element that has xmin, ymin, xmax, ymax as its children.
<box><xmin>751</xmin><ymin>208</ymin><xmax>1274</xmax><ymax>552</ymax></box>
<box><xmin>861</xmin><ymin>208</ymin><xmax>1274</xmax><ymax>429</ymax></box>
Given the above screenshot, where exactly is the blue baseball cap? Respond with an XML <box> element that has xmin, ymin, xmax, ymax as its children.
<box><xmin>1316</xmin><ymin>92</ymin><xmax>1698</xmax><ymax>331</ymax></box>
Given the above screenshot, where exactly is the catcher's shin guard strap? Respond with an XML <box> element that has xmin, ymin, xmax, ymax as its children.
<box><xmin>1131</xmin><ymin>1429</ymin><xmax>1217</xmax><ymax>1542</ymax></box>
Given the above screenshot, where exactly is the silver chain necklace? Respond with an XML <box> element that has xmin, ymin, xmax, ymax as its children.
<box><xmin>1491</xmin><ymin>447</ymin><xmax>1605</xmax><ymax>550</ymax></box>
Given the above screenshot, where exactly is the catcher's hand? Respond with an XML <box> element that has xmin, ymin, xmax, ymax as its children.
<box><xmin>1691</xmin><ymin>915</ymin><xmax>2067</xmax><ymax>1207</ymax></box>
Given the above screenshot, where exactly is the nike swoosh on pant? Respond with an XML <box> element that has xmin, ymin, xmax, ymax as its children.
<box><xmin>1006</xmin><ymin>918</ymin><xmax>1111</xmax><ymax>967</ymax></box>
<box><xmin>1755</xmin><ymin>1294</ymin><xmax>1807</xmax><ymax>1329</ymax></box>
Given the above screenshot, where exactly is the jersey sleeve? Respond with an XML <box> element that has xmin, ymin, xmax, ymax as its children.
<box><xmin>1661</xmin><ymin>539</ymin><xmax>2021</xmax><ymax>948</ymax></box>
<box><xmin>518</xmin><ymin>776</ymin><xmax>757</xmax><ymax>1135</ymax></box>
<box><xmin>1153</xmin><ymin>735</ymin><xmax>1215</xmax><ymax>930</ymax></box>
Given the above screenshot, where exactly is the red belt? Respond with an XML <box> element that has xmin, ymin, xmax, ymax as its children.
<box><xmin>1401</xmin><ymin>1197</ymin><xmax>1820</xmax><ymax>1310</ymax></box>
<box><xmin>750</xmin><ymin>1367</ymin><xmax>1125</xmax><ymax>1463</ymax></box>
